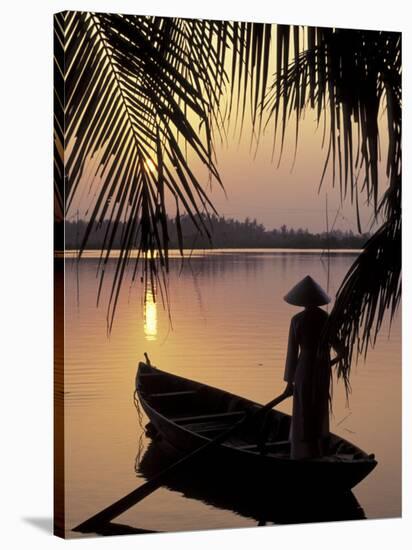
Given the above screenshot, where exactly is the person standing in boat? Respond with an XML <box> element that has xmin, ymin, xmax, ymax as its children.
<box><xmin>283</xmin><ymin>275</ymin><xmax>343</xmax><ymax>460</ymax></box>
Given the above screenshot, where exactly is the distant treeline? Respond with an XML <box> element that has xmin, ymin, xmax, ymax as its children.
<box><xmin>65</xmin><ymin>215</ymin><xmax>369</xmax><ymax>250</ymax></box>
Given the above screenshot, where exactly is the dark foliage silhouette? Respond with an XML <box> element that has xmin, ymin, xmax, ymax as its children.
<box><xmin>54</xmin><ymin>12</ymin><xmax>401</xmax><ymax>381</ymax></box>
<box><xmin>65</xmin><ymin>216</ymin><xmax>369</xmax><ymax>250</ymax></box>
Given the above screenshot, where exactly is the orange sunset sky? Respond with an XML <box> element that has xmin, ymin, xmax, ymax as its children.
<box><xmin>66</xmin><ymin>22</ymin><xmax>390</xmax><ymax>234</ymax></box>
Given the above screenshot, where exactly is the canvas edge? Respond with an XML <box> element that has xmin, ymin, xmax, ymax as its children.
<box><xmin>53</xmin><ymin>10</ymin><xmax>66</xmax><ymax>540</ymax></box>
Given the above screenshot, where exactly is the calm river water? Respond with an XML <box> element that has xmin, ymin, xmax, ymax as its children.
<box><xmin>63</xmin><ymin>250</ymin><xmax>401</xmax><ymax>537</ymax></box>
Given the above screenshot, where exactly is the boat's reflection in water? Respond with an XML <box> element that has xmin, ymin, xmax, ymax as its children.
<box><xmin>136</xmin><ymin>440</ymin><xmax>366</xmax><ymax>526</ymax></box>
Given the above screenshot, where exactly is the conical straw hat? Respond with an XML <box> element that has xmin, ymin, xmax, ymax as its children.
<box><xmin>283</xmin><ymin>275</ymin><xmax>331</xmax><ymax>306</ymax></box>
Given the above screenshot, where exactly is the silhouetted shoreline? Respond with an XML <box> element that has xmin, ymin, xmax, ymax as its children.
<box><xmin>65</xmin><ymin>216</ymin><xmax>369</xmax><ymax>250</ymax></box>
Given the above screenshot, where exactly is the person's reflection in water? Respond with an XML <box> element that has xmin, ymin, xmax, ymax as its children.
<box><xmin>282</xmin><ymin>275</ymin><xmax>344</xmax><ymax>460</ymax></box>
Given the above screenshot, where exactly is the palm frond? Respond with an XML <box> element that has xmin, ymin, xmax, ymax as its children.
<box><xmin>263</xmin><ymin>27</ymin><xmax>401</xmax><ymax>383</ymax></box>
<box><xmin>54</xmin><ymin>12</ymin><xmax>66</xmax><ymax>228</ymax></box>
<box><xmin>325</xmin><ymin>200</ymin><xmax>401</xmax><ymax>393</ymax></box>
<box><xmin>55</xmin><ymin>14</ymin><xmax>402</xmax><ymax>373</ymax></box>
<box><xmin>62</xmin><ymin>12</ymin><xmax>237</xmax><ymax>328</ymax></box>
<box><xmin>264</xmin><ymin>27</ymin><xmax>401</xmax><ymax>221</ymax></box>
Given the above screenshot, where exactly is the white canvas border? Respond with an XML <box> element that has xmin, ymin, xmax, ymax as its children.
<box><xmin>0</xmin><ymin>1</ymin><xmax>409</xmax><ymax>549</ymax></box>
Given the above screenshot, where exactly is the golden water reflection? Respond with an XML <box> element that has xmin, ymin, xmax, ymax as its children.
<box><xmin>64</xmin><ymin>251</ymin><xmax>401</xmax><ymax>536</ymax></box>
<box><xmin>144</xmin><ymin>287</ymin><xmax>157</xmax><ymax>341</ymax></box>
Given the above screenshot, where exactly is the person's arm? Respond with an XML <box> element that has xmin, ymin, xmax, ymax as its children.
<box><xmin>283</xmin><ymin>319</ymin><xmax>298</xmax><ymax>395</ymax></box>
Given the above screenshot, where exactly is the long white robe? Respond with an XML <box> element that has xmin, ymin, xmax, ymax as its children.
<box><xmin>284</xmin><ymin>307</ymin><xmax>331</xmax><ymax>460</ymax></box>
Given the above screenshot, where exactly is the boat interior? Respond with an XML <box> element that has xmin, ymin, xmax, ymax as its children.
<box><xmin>137</xmin><ymin>365</ymin><xmax>370</xmax><ymax>461</ymax></box>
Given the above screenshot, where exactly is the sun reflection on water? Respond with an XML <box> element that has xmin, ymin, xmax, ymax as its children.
<box><xmin>144</xmin><ymin>287</ymin><xmax>157</xmax><ymax>341</ymax></box>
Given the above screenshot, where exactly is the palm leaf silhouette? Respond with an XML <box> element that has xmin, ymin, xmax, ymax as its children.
<box><xmin>263</xmin><ymin>26</ymin><xmax>401</xmax><ymax>388</ymax></box>
<box><xmin>59</xmin><ymin>12</ymin><xmax>235</xmax><ymax>327</ymax></box>
<box><xmin>54</xmin><ymin>12</ymin><xmax>401</xmax><ymax>381</ymax></box>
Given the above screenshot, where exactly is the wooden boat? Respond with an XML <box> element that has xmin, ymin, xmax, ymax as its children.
<box><xmin>136</xmin><ymin>362</ymin><xmax>377</xmax><ymax>492</ymax></box>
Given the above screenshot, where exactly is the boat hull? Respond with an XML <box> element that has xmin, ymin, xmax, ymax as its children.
<box><xmin>136</xmin><ymin>362</ymin><xmax>377</xmax><ymax>493</ymax></box>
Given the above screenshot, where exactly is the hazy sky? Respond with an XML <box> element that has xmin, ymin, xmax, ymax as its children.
<box><xmin>68</xmin><ymin>24</ymin><xmax>389</xmax><ymax>235</ymax></box>
<box><xmin>184</xmin><ymin>107</ymin><xmax>387</xmax><ymax>233</ymax></box>
<box><xmin>72</xmin><ymin>112</ymin><xmax>385</xmax><ymax>233</ymax></box>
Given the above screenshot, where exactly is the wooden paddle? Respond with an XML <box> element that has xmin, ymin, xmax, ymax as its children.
<box><xmin>74</xmin><ymin>388</ymin><xmax>291</xmax><ymax>533</ymax></box>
